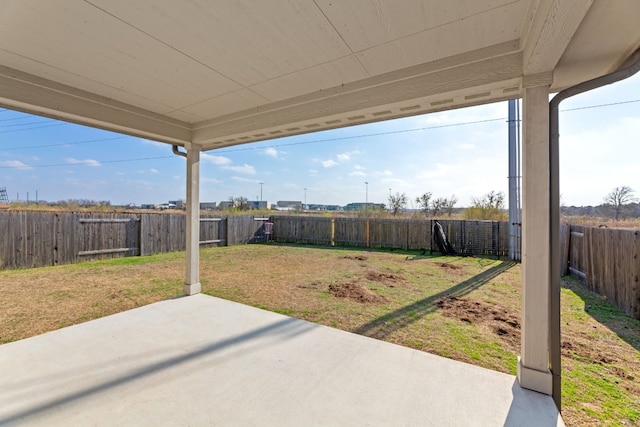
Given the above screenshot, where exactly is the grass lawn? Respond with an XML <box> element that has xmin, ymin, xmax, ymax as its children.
<box><xmin>1</xmin><ymin>244</ymin><xmax>638</xmax><ymax>426</ymax></box>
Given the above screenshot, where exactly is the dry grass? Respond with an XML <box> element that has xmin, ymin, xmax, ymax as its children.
<box><xmin>1</xmin><ymin>244</ymin><xmax>638</xmax><ymax>426</ymax></box>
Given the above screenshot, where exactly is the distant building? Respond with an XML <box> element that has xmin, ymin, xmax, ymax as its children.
<box><xmin>249</xmin><ymin>201</ymin><xmax>271</xmax><ymax>210</ymax></box>
<box><xmin>217</xmin><ymin>201</ymin><xmax>233</xmax><ymax>210</ymax></box>
<box><xmin>308</xmin><ymin>204</ymin><xmax>342</xmax><ymax>211</ymax></box>
<box><xmin>169</xmin><ymin>200</ymin><xmax>184</xmax><ymax>209</ymax></box>
<box><xmin>200</xmin><ymin>202</ymin><xmax>217</xmax><ymax>210</ymax></box>
<box><xmin>276</xmin><ymin>201</ymin><xmax>302</xmax><ymax>210</ymax></box>
<box><xmin>343</xmin><ymin>202</ymin><xmax>385</xmax><ymax>211</ymax></box>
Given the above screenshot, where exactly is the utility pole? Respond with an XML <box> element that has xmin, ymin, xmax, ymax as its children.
<box><xmin>259</xmin><ymin>182</ymin><xmax>264</xmax><ymax>202</ymax></box>
<box><xmin>365</xmin><ymin>182</ymin><xmax>369</xmax><ymax>211</ymax></box>
<box><xmin>304</xmin><ymin>188</ymin><xmax>307</xmax><ymax>207</ymax></box>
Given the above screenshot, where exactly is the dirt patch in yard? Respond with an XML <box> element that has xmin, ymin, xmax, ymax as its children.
<box><xmin>343</xmin><ymin>255</ymin><xmax>368</xmax><ymax>261</ymax></box>
<box><xmin>364</xmin><ymin>271</ymin><xmax>404</xmax><ymax>287</ymax></box>
<box><xmin>328</xmin><ymin>283</ymin><xmax>389</xmax><ymax>304</ymax></box>
<box><xmin>436</xmin><ymin>296</ymin><xmax>521</xmax><ymax>350</ymax></box>
<box><xmin>437</xmin><ymin>262</ymin><xmax>462</xmax><ymax>270</ymax></box>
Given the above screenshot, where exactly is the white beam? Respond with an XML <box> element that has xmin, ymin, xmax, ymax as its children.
<box><xmin>192</xmin><ymin>50</ymin><xmax>522</xmax><ymax>148</ymax></box>
<box><xmin>184</xmin><ymin>145</ymin><xmax>201</xmax><ymax>296</ymax></box>
<box><xmin>0</xmin><ymin>65</ymin><xmax>191</xmax><ymax>146</ymax></box>
<box><xmin>517</xmin><ymin>84</ymin><xmax>553</xmax><ymax>395</ymax></box>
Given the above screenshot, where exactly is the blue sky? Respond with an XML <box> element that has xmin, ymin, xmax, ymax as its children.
<box><xmin>1</xmin><ymin>73</ymin><xmax>639</xmax><ymax>208</ymax></box>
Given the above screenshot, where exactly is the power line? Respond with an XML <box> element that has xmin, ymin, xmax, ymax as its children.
<box><xmin>0</xmin><ymin>136</ymin><xmax>129</xmax><ymax>151</ymax></box>
<box><xmin>560</xmin><ymin>98</ymin><xmax>640</xmax><ymax>112</ymax></box>
<box><xmin>0</xmin><ymin>155</ymin><xmax>175</xmax><ymax>169</ymax></box>
<box><xmin>215</xmin><ymin>117</ymin><xmax>507</xmax><ymax>154</ymax></box>
<box><xmin>0</xmin><ymin>97</ymin><xmax>638</xmax><ymax>165</ymax></box>
<box><xmin>0</xmin><ymin>116</ymin><xmax>44</xmax><ymax>123</ymax></box>
<box><xmin>0</xmin><ymin>123</ymin><xmax>66</xmax><ymax>133</ymax></box>
<box><xmin>0</xmin><ymin>120</ymin><xmax>55</xmax><ymax>128</ymax></box>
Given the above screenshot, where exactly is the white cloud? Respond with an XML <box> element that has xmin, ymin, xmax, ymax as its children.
<box><xmin>149</xmin><ymin>168</ymin><xmax>159</xmax><ymax>174</ymax></box>
<box><xmin>264</xmin><ymin>147</ymin><xmax>279</xmax><ymax>158</ymax></box>
<box><xmin>322</xmin><ymin>159</ymin><xmax>338</xmax><ymax>168</ymax></box>
<box><xmin>337</xmin><ymin>150</ymin><xmax>360</xmax><ymax>162</ymax></box>
<box><xmin>348</xmin><ymin>170</ymin><xmax>366</xmax><ymax>177</ymax></box>
<box><xmin>65</xmin><ymin>157</ymin><xmax>102</xmax><ymax>167</ymax></box>
<box><xmin>231</xmin><ymin>176</ymin><xmax>260</xmax><ymax>183</ymax></box>
<box><xmin>417</xmin><ymin>163</ymin><xmax>454</xmax><ymax>179</ymax></box>
<box><xmin>65</xmin><ymin>158</ymin><xmax>101</xmax><ymax>167</ymax></box>
<box><xmin>202</xmin><ymin>153</ymin><xmax>232</xmax><ymax>165</ymax></box>
<box><xmin>138</xmin><ymin>138</ymin><xmax>167</xmax><ymax>149</ymax></box>
<box><xmin>308</xmin><ymin>169</ymin><xmax>318</xmax><ymax>175</ymax></box>
<box><xmin>0</xmin><ymin>160</ymin><xmax>32</xmax><ymax>170</ymax></box>
<box><xmin>224</xmin><ymin>164</ymin><xmax>256</xmax><ymax>174</ymax></box>
<box><xmin>202</xmin><ymin>177</ymin><xmax>222</xmax><ymax>184</ymax></box>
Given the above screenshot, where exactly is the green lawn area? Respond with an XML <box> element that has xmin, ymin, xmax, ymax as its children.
<box><xmin>1</xmin><ymin>244</ymin><xmax>638</xmax><ymax>426</ymax></box>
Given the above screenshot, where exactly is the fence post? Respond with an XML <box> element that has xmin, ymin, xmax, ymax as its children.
<box><xmin>138</xmin><ymin>214</ymin><xmax>144</xmax><ymax>257</ymax></box>
<box><xmin>366</xmin><ymin>219</ymin><xmax>370</xmax><ymax>248</ymax></box>
<box><xmin>330</xmin><ymin>219</ymin><xmax>335</xmax><ymax>246</ymax></box>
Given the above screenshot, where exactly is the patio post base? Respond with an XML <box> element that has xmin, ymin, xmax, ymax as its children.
<box><xmin>517</xmin><ymin>356</ymin><xmax>553</xmax><ymax>395</ymax></box>
<box><xmin>184</xmin><ymin>282</ymin><xmax>202</xmax><ymax>296</ymax></box>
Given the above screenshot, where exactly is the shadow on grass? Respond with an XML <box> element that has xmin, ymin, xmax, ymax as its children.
<box><xmin>353</xmin><ymin>260</ymin><xmax>516</xmax><ymax>339</ymax></box>
<box><xmin>562</xmin><ymin>277</ymin><xmax>640</xmax><ymax>352</ymax></box>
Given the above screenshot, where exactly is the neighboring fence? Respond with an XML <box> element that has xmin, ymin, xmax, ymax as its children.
<box><xmin>1</xmin><ymin>212</ymin><xmax>508</xmax><ymax>270</ymax></box>
<box><xmin>561</xmin><ymin>223</ymin><xmax>640</xmax><ymax>319</ymax></box>
<box><xmin>272</xmin><ymin>216</ymin><xmax>508</xmax><ymax>256</ymax></box>
<box><xmin>0</xmin><ymin>212</ymin><xmax>269</xmax><ymax>270</ymax></box>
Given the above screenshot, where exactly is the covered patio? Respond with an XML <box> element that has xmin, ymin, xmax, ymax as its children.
<box><xmin>1</xmin><ymin>1</ymin><xmax>639</xmax><ymax>424</ymax></box>
<box><xmin>0</xmin><ymin>294</ymin><xmax>561</xmax><ymax>426</ymax></box>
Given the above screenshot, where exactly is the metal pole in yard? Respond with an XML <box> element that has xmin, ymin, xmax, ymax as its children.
<box><xmin>508</xmin><ymin>99</ymin><xmax>522</xmax><ymax>261</ymax></box>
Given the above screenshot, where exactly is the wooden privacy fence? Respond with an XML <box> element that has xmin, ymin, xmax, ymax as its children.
<box><xmin>0</xmin><ymin>212</ymin><xmax>268</xmax><ymax>270</ymax></box>
<box><xmin>561</xmin><ymin>223</ymin><xmax>640</xmax><ymax>319</ymax></box>
<box><xmin>271</xmin><ymin>216</ymin><xmax>508</xmax><ymax>256</ymax></box>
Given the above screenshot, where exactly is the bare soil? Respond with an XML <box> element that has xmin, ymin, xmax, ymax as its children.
<box><xmin>328</xmin><ymin>282</ymin><xmax>389</xmax><ymax>304</ymax></box>
<box><xmin>436</xmin><ymin>296</ymin><xmax>521</xmax><ymax>351</ymax></box>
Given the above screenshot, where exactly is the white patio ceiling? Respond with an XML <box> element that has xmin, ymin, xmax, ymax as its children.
<box><xmin>0</xmin><ymin>0</ymin><xmax>639</xmax><ymax>151</ymax></box>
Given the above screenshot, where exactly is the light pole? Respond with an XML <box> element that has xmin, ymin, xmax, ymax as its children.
<box><xmin>365</xmin><ymin>182</ymin><xmax>369</xmax><ymax>210</ymax></box>
<box><xmin>304</xmin><ymin>188</ymin><xmax>307</xmax><ymax>207</ymax></box>
<box><xmin>259</xmin><ymin>182</ymin><xmax>264</xmax><ymax>202</ymax></box>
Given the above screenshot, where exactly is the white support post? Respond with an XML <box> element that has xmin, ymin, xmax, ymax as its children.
<box><xmin>184</xmin><ymin>144</ymin><xmax>201</xmax><ymax>295</ymax></box>
<box><xmin>517</xmin><ymin>85</ymin><xmax>553</xmax><ymax>395</ymax></box>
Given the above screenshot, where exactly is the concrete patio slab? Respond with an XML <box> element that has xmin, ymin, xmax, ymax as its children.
<box><xmin>0</xmin><ymin>294</ymin><xmax>564</xmax><ymax>426</ymax></box>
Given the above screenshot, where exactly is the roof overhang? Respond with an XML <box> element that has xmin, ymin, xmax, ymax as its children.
<box><xmin>0</xmin><ymin>0</ymin><xmax>639</xmax><ymax>150</ymax></box>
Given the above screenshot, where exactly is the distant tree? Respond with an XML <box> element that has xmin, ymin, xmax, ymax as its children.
<box><xmin>603</xmin><ymin>186</ymin><xmax>637</xmax><ymax>220</ymax></box>
<box><xmin>431</xmin><ymin>197</ymin><xmax>447</xmax><ymax>217</ymax></box>
<box><xmin>388</xmin><ymin>192</ymin><xmax>408</xmax><ymax>216</ymax></box>
<box><xmin>229</xmin><ymin>196</ymin><xmax>250</xmax><ymax>211</ymax></box>
<box><xmin>463</xmin><ymin>191</ymin><xmax>507</xmax><ymax>220</ymax></box>
<box><xmin>444</xmin><ymin>195</ymin><xmax>457</xmax><ymax>217</ymax></box>
<box><xmin>415</xmin><ymin>192</ymin><xmax>432</xmax><ymax>216</ymax></box>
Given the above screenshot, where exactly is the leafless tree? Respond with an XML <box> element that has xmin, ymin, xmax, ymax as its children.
<box><xmin>229</xmin><ymin>196</ymin><xmax>250</xmax><ymax>211</ymax></box>
<box><xmin>444</xmin><ymin>195</ymin><xmax>457</xmax><ymax>217</ymax></box>
<box><xmin>415</xmin><ymin>192</ymin><xmax>432</xmax><ymax>216</ymax></box>
<box><xmin>603</xmin><ymin>186</ymin><xmax>637</xmax><ymax>220</ymax></box>
<box><xmin>388</xmin><ymin>192</ymin><xmax>408</xmax><ymax>216</ymax></box>
<box><xmin>463</xmin><ymin>191</ymin><xmax>507</xmax><ymax>220</ymax></box>
<box><xmin>432</xmin><ymin>197</ymin><xmax>447</xmax><ymax>217</ymax></box>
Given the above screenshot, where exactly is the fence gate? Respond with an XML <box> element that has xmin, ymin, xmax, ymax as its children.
<box><xmin>77</xmin><ymin>216</ymin><xmax>140</xmax><ymax>260</ymax></box>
